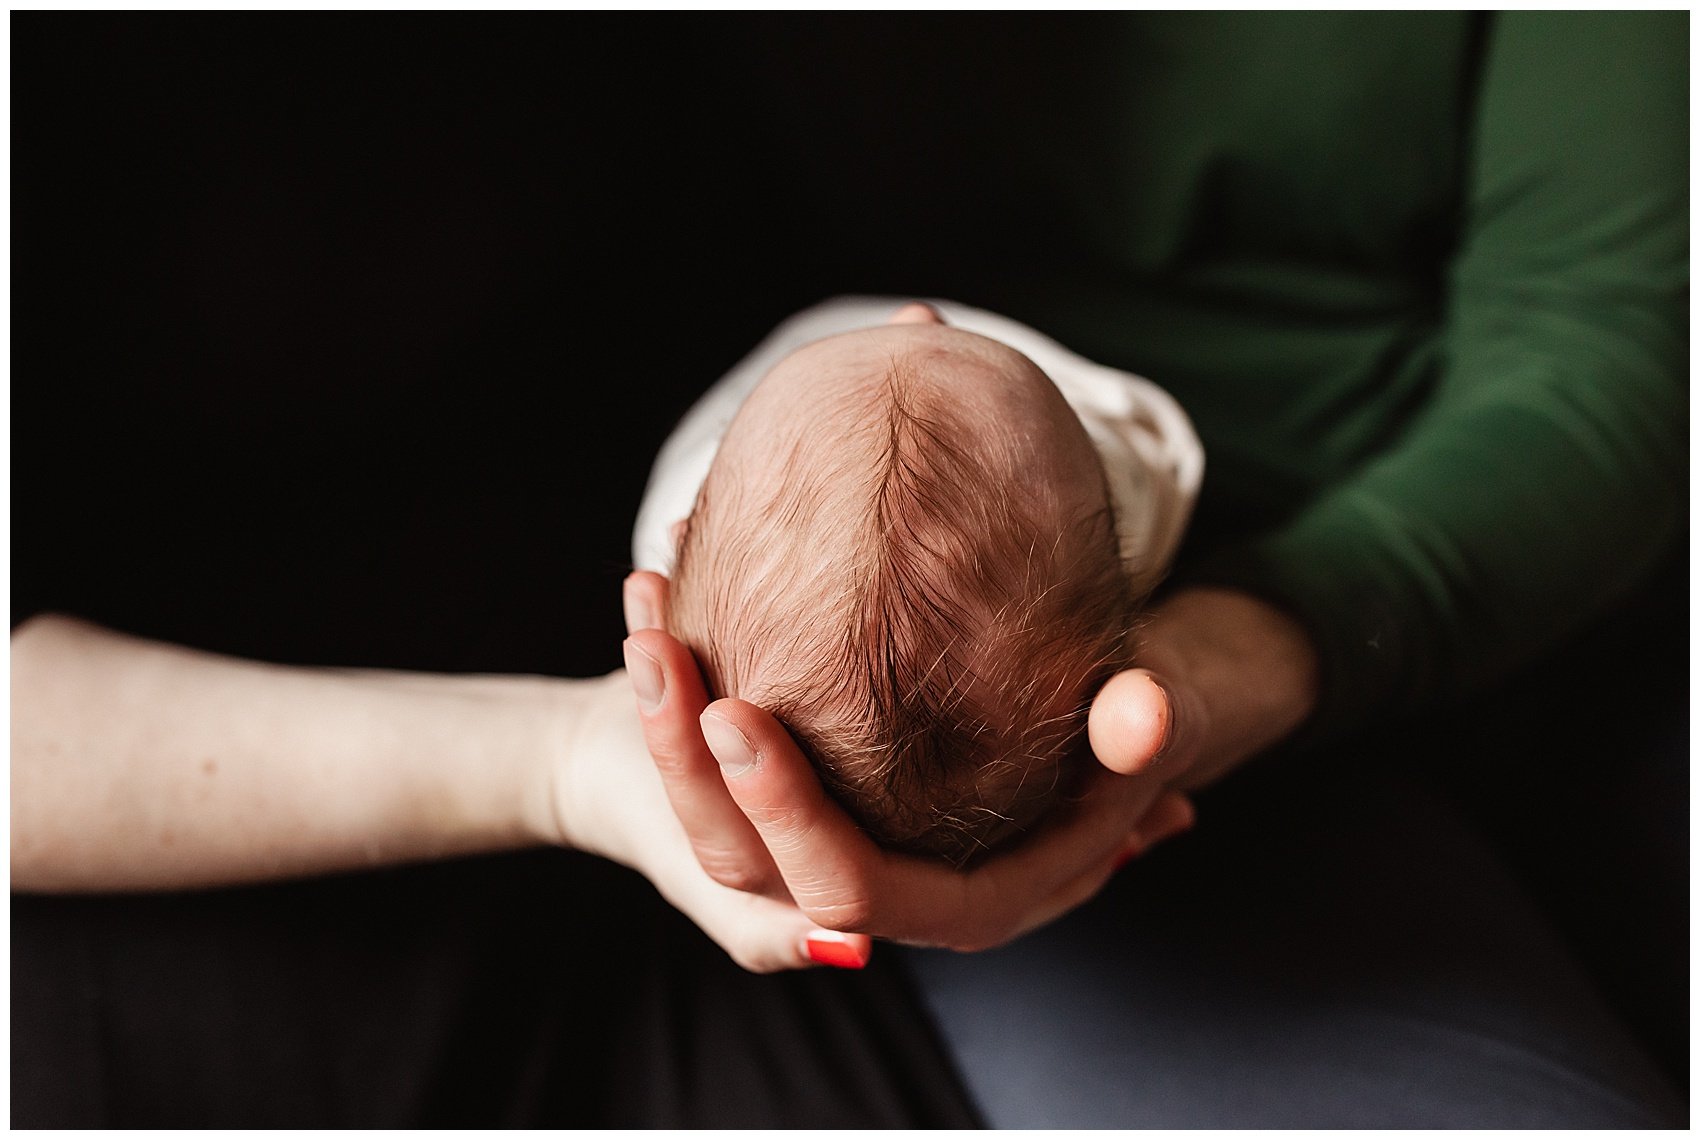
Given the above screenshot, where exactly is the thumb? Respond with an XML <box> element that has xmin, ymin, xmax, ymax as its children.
<box><xmin>1088</xmin><ymin>668</ymin><xmax>1196</xmax><ymax>778</ymax></box>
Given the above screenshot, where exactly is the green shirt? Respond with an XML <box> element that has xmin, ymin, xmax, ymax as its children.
<box><xmin>759</xmin><ymin>11</ymin><xmax>1686</xmax><ymax>734</ymax></box>
<box><xmin>1082</xmin><ymin>12</ymin><xmax>1689</xmax><ymax>734</ymax></box>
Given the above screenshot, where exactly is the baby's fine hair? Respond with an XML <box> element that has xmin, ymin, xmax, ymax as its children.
<box><xmin>669</xmin><ymin>359</ymin><xmax>1136</xmax><ymax>865</ymax></box>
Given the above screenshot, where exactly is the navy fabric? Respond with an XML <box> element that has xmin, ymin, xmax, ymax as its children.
<box><xmin>905</xmin><ymin>760</ymin><xmax>1685</xmax><ymax>1128</ymax></box>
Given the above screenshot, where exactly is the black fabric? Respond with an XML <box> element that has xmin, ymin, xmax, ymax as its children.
<box><xmin>1410</xmin><ymin>547</ymin><xmax>1690</xmax><ymax>1084</ymax></box>
<box><xmin>12</xmin><ymin>852</ymin><xmax>981</xmax><ymax>1128</ymax></box>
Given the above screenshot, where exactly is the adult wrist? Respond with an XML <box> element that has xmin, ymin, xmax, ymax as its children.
<box><xmin>387</xmin><ymin>669</ymin><xmax>593</xmax><ymax>854</ymax></box>
<box><xmin>533</xmin><ymin>670</ymin><xmax>641</xmax><ymax>857</ymax></box>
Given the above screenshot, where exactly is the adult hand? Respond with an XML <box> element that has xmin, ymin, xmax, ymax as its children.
<box><xmin>548</xmin><ymin>668</ymin><xmax>872</xmax><ymax>973</ymax></box>
<box><xmin>620</xmin><ymin>571</ymin><xmax>1210</xmax><ymax>954</ymax></box>
<box><xmin>1088</xmin><ymin>587</ymin><xmax>1321</xmax><ymax>792</ymax></box>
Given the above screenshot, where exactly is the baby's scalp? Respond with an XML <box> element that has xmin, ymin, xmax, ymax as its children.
<box><xmin>670</xmin><ymin>323</ymin><xmax>1136</xmax><ymax>864</ymax></box>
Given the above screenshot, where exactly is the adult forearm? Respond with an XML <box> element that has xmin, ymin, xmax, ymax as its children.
<box><xmin>11</xmin><ymin>614</ymin><xmax>575</xmax><ymax>892</ymax></box>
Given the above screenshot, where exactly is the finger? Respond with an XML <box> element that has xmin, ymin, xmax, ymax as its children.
<box><xmin>698</xmin><ymin>697</ymin><xmax>893</xmax><ymax>932</ymax></box>
<box><xmin>1106</xmin><ymin>791</ymin><xmax>1199</xmax><ymax>871</ymax></box>
<box><xmin>622</xmin><ymin>571</ymin><xmax>669</xmax><ymax>634</ymax></box>
<box><xmin>1133</xmin><ymin>790</ymin><xmax>1196</xmax><ymax>850</ymax></box>
<box><xmin>1088</xmin><ymin>668</ymin><xmax>1197</xmax><ymax>778</ymax></box>
<box><xmin>624</xmin><ymin>628</ymin><xmax>785</xmax><ymax>898</ymax></box>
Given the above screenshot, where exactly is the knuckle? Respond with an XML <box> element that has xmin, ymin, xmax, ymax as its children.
<box><xmin>741</xmin><ymin>803</ymin><xmax>813</xmax><ymax>835</ymax></box>
<box><xmin>647</xmin><ymin>741</ymin><xmax>695</xmax><ymax>779</ymax></box>
<box><xmin>803</xmin><ymin>894</ymin><xmax>873</xmax><ymax>932</ymax></box>
<box><xmin>702</xmin><ymin>860</ymin><xmax>768</xmax><ymax>895</ymax></box>
<box><xmin>691</xmin><ymin>841</ymin><xmax>770</xmax><ymax>895</ymax></box>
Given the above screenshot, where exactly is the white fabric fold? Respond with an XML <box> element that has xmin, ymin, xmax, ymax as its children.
<box><xmin>632</xmin><ymin>296</ymin><xmax>1203</xmax><ymax>599</ymax></box>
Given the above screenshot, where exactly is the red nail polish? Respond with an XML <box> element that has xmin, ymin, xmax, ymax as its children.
<box><xmin>806</xmin><ymin>936</ymin><xmax>869</xmax><ymax>970</ymax></box>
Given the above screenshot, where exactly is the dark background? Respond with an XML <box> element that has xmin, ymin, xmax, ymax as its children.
<box><xmin>14</xmin><ymin>16</ymin><xmax>1121</xmax><ymax>675</ymax></box>
<box><xmin>13</xmin><ymin>15</ymin><xmax>1687</xmax><ymax>1098</ymax></box>
<box><xmin>16</xmin><ymin>18</ymin><xmax>805</xmax><ymax>676</ymax></box>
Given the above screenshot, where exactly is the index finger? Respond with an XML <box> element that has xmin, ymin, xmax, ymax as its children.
<box><xmin>622</xmin><ymin>577</ymin><xmax>786</xmax><ymax>898</ymax></box>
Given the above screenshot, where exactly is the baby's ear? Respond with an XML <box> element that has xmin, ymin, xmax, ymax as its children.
<box><xmin>886</xmin><ymin>301</ymin><xmax>945</xmax><ymax>326</ymax></box>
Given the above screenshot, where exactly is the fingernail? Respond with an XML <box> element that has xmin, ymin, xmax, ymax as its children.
<box><xmin>700</xmin><ymin>712</ymin><xmax>755</xmax><ymax>777</ymax></box>
<box><xmin>623</xmin><ymin>639</ymin><xmax>664</xmax><ymax>713</ymax></box>
<box><xmin>805</xmin><ymin>931</ymin><xmax>870</xmax><ymax>970</ymax></box>
<box><xmin>623</xmin><ymin>579</ymin><xmax>658</xmax><ymax>633</ymax></box>
<box><xmin>1145</xmin><ymin>673</ymin><xmax>1177</xmax><ymax>762</ymax></box>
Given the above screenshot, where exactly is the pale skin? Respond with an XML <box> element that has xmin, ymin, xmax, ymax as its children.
<box><xmin>10</xmin><ymin>613</ymin><xmax>856</xmax><ymax>972</ymax></box>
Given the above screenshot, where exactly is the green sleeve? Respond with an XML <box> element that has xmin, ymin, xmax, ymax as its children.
<box><xmin>1197</xmin><ymin>12</ymin><xmax>1687</xmax><ymax>735</ymax></box>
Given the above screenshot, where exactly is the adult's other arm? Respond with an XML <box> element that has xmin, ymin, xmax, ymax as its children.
<box><xmin>1192</xmin><ymin>11</ymin><xmax>1686</xmax><ymax>733</ymax></box>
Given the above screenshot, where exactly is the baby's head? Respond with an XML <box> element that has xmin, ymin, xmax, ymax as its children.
<box><xmin>670</xmin><ymin>304</ymin><xmax>1136</xmax><ymax>865</ymax></box>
